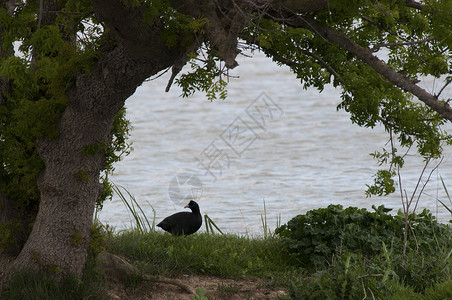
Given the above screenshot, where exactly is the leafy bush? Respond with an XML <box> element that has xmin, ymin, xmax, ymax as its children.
<box><xmin>275</xmin><ymin>205</ymin><xmax>452</xmax><ymax>269</ymax></box>
<box><xmin>287</xmin><ymin>253</ymin><xmax>423</xmax><ymax>300</ymax></box>
<box><xmin>277</xmin><ymin>205</ymin><xmax>452</xmax><ymax>295</ymax></box>
<box><xmin>289</xmin><ymin>256</ymin><xmax>452</xmax><ymax>299</ymax></box>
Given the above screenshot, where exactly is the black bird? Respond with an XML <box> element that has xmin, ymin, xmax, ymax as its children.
<box><xmin>157</xmin><ymin>200</ymin><xmax>202</xmax><ymax>236</ymax></box>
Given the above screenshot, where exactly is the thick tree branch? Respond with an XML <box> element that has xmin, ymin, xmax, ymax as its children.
<box><xmin>287</xmin><ymin>17</ymin><xmax>452</xmax><ymax>122</ymax></box>
<box><xmin>168</xmin><ymin>0</ymin><xmax>330</xmax><ymax>69</ymax></box>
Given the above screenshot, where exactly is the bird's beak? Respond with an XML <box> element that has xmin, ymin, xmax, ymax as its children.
<box><xmin>184</xmin><ymin>203</ymin><xmax>190</xmax><ymax>208</ymax></box>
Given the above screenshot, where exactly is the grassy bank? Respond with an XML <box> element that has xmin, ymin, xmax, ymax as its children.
<box><xmin>108</xmin><ymin>230</ymin><xmax>298</xmax><ymax>281</ymax></box>
<box><xmin>4</xmin><ymin>205</ymin><xmax>452</xmax><ymax>299</ymax></box>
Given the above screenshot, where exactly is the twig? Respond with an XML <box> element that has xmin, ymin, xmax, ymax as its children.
<box><xmin>146</xmin><ymin>275</ymin><xmax>195</xmax><ymax>294</ymax></box>
<box><xmin>404</xmin><ymin>0</ymin><xmax>425</xmax><ymax>10</ymax></box>
<box><xmin>371</xmin><ymin>37</ymin><xmax>436</xmax><ymax>52</ymax></box>
<box><xmin>270</xmin><ymin>50</ymin><xmax>344</xmax><ymax>85</ymax></box>
<box><xmin>408</xmin><ymin>158</ymin><xmax>431</xmax><ymax>212</ymax></box>
<box><xmin>360</xmin><ymin>274</ymin><xmax>381</xmax><ymax>300</ymax></box>
<box><xmin>436</xmin><ymin>77</ymin><xmax>452</xmax><ymax>99</ymax></box>
<box><xmin>368</xmin><ymin>287</ymin><xmax>376</xmax><ymax>300</ymax></box>
<box><xmin>37</xmin><ymin>0</ymin><xmax>43</xmax><ymax>28</ymax></box>
<box><xmin>413</xmin><ymin>158</ymin><xmax>443</xmax><ymax>213</ymax></box>
<box><xmin>363</xmin><ymin>0</ymin><xmax>392</xmax><ymax>17</ymax></box>
<box><xmin>358</xmin><ymin>273</ymin><xmax>383</xmax><ymax>279</ymax></box>
<box><xmin>145</xmin><ymin>67</ymin><xmax>171</xmax><ymax>82</ymax></box>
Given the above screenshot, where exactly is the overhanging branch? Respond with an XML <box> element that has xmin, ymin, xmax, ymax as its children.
<box><xmin>287</xmin><ymin>17</ymin><xmax>452</xmax><ymax>122</ymax></box>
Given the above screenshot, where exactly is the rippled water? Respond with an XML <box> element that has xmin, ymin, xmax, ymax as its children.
<box><xmin>98</xmin><ymin>52</ymin><xmax>452</xmax><ymax>235</ymax></box>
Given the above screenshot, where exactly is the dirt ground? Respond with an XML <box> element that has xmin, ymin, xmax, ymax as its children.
<box><xmin>106</xmin><ymin>274</ymin><xmax>288</xmax><ymax>300</ymax></box>
<box><xmin>1</xmin><ymin>252</ymin><xmax>288</xmax><ymax>299</ymax></box>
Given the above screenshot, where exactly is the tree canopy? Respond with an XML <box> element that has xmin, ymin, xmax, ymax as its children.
<box><xmin>0</xmin><ymin>0</ymin><xmax>450</xmax><ymax>278</ymax></box>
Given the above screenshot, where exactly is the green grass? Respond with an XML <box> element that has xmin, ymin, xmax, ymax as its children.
<box><xmin>5</xmin><ymin>180</ymin><xmax>452</xmax><ymax>300</ymax></box>
<box><xmin>0</xmin><ymin>256</ymin><xmax>108</xmax><ymax>300</ymax></box>
<box><xmin>107</xmin><ymin>230</ymin><xmax>300</xmax><ymax>283</ymax></box>
<box><xmin>4</xmin><ymin>215</ymin><xmax>452</xmax><ymax>300</ymax></box>
<box><xmin>111</xmin><ymin>183</ymin><xmax>155</xmax><ymax>233</ymax></box>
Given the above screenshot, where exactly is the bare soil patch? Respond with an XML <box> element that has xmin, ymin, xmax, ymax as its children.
<box><xmin>107</xmin><ymin>274</ymin><xmax>288</xmax><ymax>300</ymax></box>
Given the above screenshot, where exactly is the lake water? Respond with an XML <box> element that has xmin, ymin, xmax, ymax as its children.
<box><xmin>97</xmin><ymin>51</ymin><xmax>452</xmax><ymax>235</ymax></box>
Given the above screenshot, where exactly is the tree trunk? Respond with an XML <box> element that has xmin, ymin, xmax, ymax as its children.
<box><xmin>12</xmin><ymin>28</ymin><xmax>178</xmax><ymax>275</ymax></box>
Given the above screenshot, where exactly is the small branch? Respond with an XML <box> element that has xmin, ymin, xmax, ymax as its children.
<box><xmin>37</xmin><ymin>0</ymin><xmax>44</xmax><ymax>28</ymax></box>
<box><xmin>165</xmin><ymin>37</ymin><xmax>203</xmax><ymax>92</ymax></box>
<box><xmin>404</xmin><ymin>0</ymin><xmax>425</xmax><ymax>10</ymax></box>
<box><xmin>146</xmin><ymin>275</ymin><xmax>195</xmax><ymax>294</ymax></box>
<box><xmin>363</xmin><ymin>0</ymin><xmax>391</xmax><ymax>17</ymax></box>
<box><xmin>402</xmin><ymin>185</ymin><xmax>409</xmax><ymax>265</ymax></box>
<box><xmin>165</xmin><ymin>65</ymin><xmax>183</xmax><ymax>92</ymax></box>
<box><xmin>146</xmin><ymin>67</ymin><xmax>171</xmax><ymax>82</ymax></box>
<box><xmin>358</xmin><ymin>273</ymin><xmax>383</xmax><ymax>279</ymax></box>
<box><xmin>408</xmin><ymin>158</ymin><xmax>431</xmax><ymax>212</ymax></box>
<box><xmin>436</xmin><ymin>77</ymin><xmax>452</xmax><ymax>99</ymax></box>
<box><xmin>413</xmin><ymin>157</ymin><xmax>443</xmax><ymax>213</ymax></box>
<box><xmin>271</xmin><ymin>50</ymin><xmax>345</xmax><ymax>85</ymax></box>
<box><xmin>371</xmin><ymin>37</ymin><xmax>437</xmax><ymax>52</ymax></box>
<box><xmin>360</xmin><ymin>274</ymin><xmax>381</xmax><ymax>300</ymax></box>
<box><xmin>241</xmin><ymin>31</ymin><xmax>345</xmax><ymax>85</ymax></box>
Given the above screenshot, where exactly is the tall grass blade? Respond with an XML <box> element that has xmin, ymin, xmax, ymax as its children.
<box><xmin>112</xmin><ymin>182</ymin><xmax>154</xmax><ymax>233</ymax></box>
<box><xmin>438</xmin><ymin>176</ymin><xmax>452</xmax><ymax>218</ymax></box>
<box><xmin>204</xmin><ymin>214</ymin><xmax>212</xmax><ymax>234</ymax></box>
<box><xmin>204</xmin><ymin>214</ymin><xmax>224</xmax><ymax>235</ymax></box>
<box><xmin>261</xmin><ymin>199</ymin><xmax>268</xmax><ymax>239</ymax></box>
<box><xmin>438</xmin><ymin>199</ymin><xmax>452</xmax><ymax>215</ymax></box>
<box><xmin>145</xmin><ymin>200</ymin><xmax>156</xmax><ymax>231</ymax></box>
<box><xmin>440</xmin><ymin>175</ymin><xmax>451</xmax><ymax>204</ymax></box>
<box><xmin>239</xmin><ymin>208</ymin><xmax>249</xmax><ymax>237</ymax></box>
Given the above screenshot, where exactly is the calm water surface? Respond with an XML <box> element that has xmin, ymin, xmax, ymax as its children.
<box><xmin>98</xmin><ymin>52</ymin><xmax>452</xmax><ymax>235</ymax></box>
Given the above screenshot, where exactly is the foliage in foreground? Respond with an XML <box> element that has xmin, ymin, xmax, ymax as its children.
<box><xmin>4</xmin><ymin>204</ymin><xmax>452</xmax><ymax>299</ymax></box>
<box><xmin>288</xmin><ymin>254</ymin><xmax>452</xmax><ymax>300</ymax></box>
<box><xmin>276</xmin><ymin>204</ymin><xmax>452</xmax><ymax>269</ymax></box>
<box><xmin>276</xmin><ymin>205</ymin><xmax>452</xmax><ymax>298</ymax></box>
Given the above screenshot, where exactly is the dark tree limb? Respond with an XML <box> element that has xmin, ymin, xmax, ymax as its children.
<box><xmin>404</xmin><ymin>0</ymin><xmax>425</xmax><ymax>10</ymax></box>
<box><xmin>285</xmin><ymin>17</ymin><xmax>452</xmax><ymax>122</ymax></box>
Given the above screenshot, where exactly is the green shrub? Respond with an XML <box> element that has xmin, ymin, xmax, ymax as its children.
<box><xmin>275</xmin><ymin>205</ymin><xmax>403</xmax><ymax>268</ymax></box>
<box><xmin>288</xmin><ymin>254</ymin><xmax>365</xmax><ymax>299</ymax></box>
<box><xmin>277</xmin><ymin>205</ymin><xmax>452</xmax><ymax>294</ymax></box>
<box><xmin>275</xmin><ymin>205</ymin><xmax>452</xmax><ymax>269</ymax></box>
<box><xmin>287</xmin><ymin>253</ymin><xmax>431</xmax><ymax>299</ymax></box>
